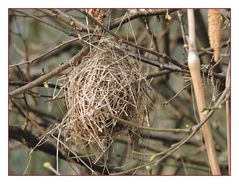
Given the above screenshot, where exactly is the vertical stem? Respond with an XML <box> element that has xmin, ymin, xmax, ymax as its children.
<box><xmin>226</xmin><ymin>61</ymin><xmax>231</xmax><ymax>174</ymax></box>
<box><xmin>187</xmin><ymin>9</ymin><xmax>221</xmax><ymax>175</ymax></box>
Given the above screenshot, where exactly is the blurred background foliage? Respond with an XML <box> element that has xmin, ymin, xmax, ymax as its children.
<box><xmin>9</xmin><ymin>9</ymin><xmax>230</xmax><ymax>175</ymax></box>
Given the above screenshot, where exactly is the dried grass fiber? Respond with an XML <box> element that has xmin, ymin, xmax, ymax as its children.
<box><xmin>63</xmin><ymin>40</ymin><xmax>145</xmax><ymax>152</ymax></box>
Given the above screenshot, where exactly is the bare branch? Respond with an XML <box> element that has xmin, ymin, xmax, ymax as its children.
<box><xmin>9</xmin><ymin>38</ymin><xmax>81</xmax><ymax>68</ymax></box>
<box><xmin>9</xmin><ymin>125</ymin><xmax>108</xmax><ymax>174</ymax></box>
<box><xmin>81</xmin><ymin>10</ymin><xmax>185</xmax><ymax>69</ymax></box>
<box><xmin>112</xmin><ymin>87</ymin><xmax>229</xmax><ymax>175</ymax></box>
<box><xmin>13</xmin><ymin>10</ymin><xmax>78</xmax><ymax>37</ymax></box>
<box><xmin>9</xmin><ymin>46</ymin><xmax>90</xmax><ymax>97</ymax></box>
<box><xmin>39</xmin><ymin>9</ymin><xmax>94</xmax><ymax>33</ymax></box>
<box><xmin>109</xmin><ymin>9</ymin><xmax>178</xmax><ymax>29</ymax></box>
<box><xmin>104</xmin><ymin>112</ymin><xmax>190</xmax><ymax>133</ymax></box>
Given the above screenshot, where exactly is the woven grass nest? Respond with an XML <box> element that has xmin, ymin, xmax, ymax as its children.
<box><xmin>63</xmin><ymin>40</ymin><xmax>146</xmax><ymax>152</ymax></box>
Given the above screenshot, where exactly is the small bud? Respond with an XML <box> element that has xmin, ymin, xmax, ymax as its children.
<box><xmin>183</xmin><ymin>44</ymin><xmax>188</xmax><ymax>49</ymax></box>
<box><xmin>146</xmin><ymin>166</ymin><xmax>152</xmax><ymax>175</ymax></box>
<box><xmin>70</xmin><ymin>21</ymin><xmax>75</xmax><ymax>26</ymax></box>
<box><xmin>44</xmin><ymin>82</ymin><xmax>49</xmax><ymax>88</ymax></box>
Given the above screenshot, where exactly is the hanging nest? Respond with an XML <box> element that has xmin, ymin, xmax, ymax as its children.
<box><xmin>62</xmin><ymin>39</ymin><xmax>146</xmax><ymax>152</ymax></box>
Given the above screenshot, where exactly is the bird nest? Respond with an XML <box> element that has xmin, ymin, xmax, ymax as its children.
<box><xmin>62</xmin><ymin>40</ymin><xmax>146</xmax><ymax>152</ymax></box>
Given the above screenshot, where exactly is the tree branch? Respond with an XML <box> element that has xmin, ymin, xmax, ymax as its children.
<box><xmin>13</xmin><ymin>10</ymin><xmax>78</xmax><ymax>37</ymax></box>
<box><xmin>81</xmin><ymin>10</ymin><xmax>226</xmax><ymax>81</ymax></box>
<box><xmin>109</xmin><ymin>9</ymin><xmax>178</xmax><ymax>29</ymax></box>
<box><xmin>39</xmin><ymin>9</ymin><xmax>93</xmax><ymax>33</ymax></box>
<box><xmin>9</xmin><ymin>46</ymin><xmax>90</xmax><ymax>97</ymax></box>
<box><xmin>9</xmin><ymin>38</ymin><xmax>81</xmax><ymax>68</ymax></box>
<box><xmin>9</xmin><ymin>125</ymin><xmax>108</xmax><ymax>174</ymax></box>
<box><xmin>104</xmin><ymin>112</ymin><xmax>190</xmax><ymax>133</ymax></box>
<box><xmin>112</xmin><ymin>87</ymin><xmax>229</xmax><ymax>175</ymax></box>
<box><xmin>81</xmin><ymin>10</ymin><xmax>185</xmax><ymax>69</ymax></box>
<box><xmin>9</xmin><ymin>81</ymin><xmax>62</xmax><ymax>89</ymax></box>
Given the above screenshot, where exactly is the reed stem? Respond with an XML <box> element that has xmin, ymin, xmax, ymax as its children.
<box><xmin>187</xmin><ymin>9</ymin><xmax>221</xmax><ymax>175</ymax></box>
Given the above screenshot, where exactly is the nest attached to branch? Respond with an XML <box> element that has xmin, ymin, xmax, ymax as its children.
<box><xmin>62</xmin><ymin>40</ymin><xmax>146</xmax><ymax>152</ymax></box>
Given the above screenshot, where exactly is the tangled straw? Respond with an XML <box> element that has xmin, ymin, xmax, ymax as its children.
<box><xmin>62</xmin><ymin>40</ymin><xmax>146</xmax><ymax>152</ymax></box>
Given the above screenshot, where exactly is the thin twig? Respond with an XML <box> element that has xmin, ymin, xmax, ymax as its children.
<box><xmin>124</xmin><ymin>48</ymin><xmax>225</xmax><ymax>81</ymax></box>
<box><xmin>81</xmin><ymin>10</ymin><xmax>185</xmax><ymax>69</ymax></box>
<box><xmin>124</xmin><ymin>49</ymin><xmax>186</xmax><ymax>73</ymax></box>
<box><xmin>139</xmin><ymin>17</ymin><xmax>159</xmax><ymax>53</ymax></box>
<box><xmin>81</xmin><ymin>11</ymin><xmax>226</xmax><ymax>81</ymax></box>
<box><xmin>9</xmin><ymin>46</ymin><xmax>90</xmax><ymax>97</ymax></box>
<box><xmin>109</xmin><ymin>9</ymin><xmax>178</xmax><ymax>30</ymax></box>
<box><xmin>9</xmin><ymin>125</ymin><xmax>109</xmax><ymax>174</ymax></box>
<box><xmin>177</xmin><ymin>10</ymin><xmax>188</xmax><ymax>52</ymax></box>
<box><xmin>139</xmin><ymin>131</ymin><xmax>200</xmax><ymax>146</ymax></box>
<box><xmin>198</xmin><ymin>40</ymin><xmax>229</xmax><ymax>57</ymax></box>
<box><xmin>9</xmin><ymin>38</ymin><xmax>81</xmax><ymax>68</ymax></box>
<box><xmin>12</xmin><ymin>100</ymin><xmax>46</xmax><ymax>131</ymax></box>
<box><xmin>104</xmin><ymin>112</ymin><xmax>190</xmax><ymax>133</ymax></box>
<box><xmin>163</xmin><ymin>82</ymin><xmax>191</xmax><ymax>105</ymax></box>
<box><xmin>112</xmin><ymin>87</ymin><xmax>229</xmax><ymax>175</ymax></box>
<box><xmin>145</xmin><ymin>71</ymin><xmax>172</xmax><ymax>79</ymax></box>
<box><xmin>13</xmin><ymin>10</ymin><xmax>78</xmax><ymax>37</ymax></box>
<box><xmin>39</xmin><ymin>9</ymin><xmax>93</xmax><ymax>33</ymax></box>
<box><xmin>153</xmin><ymin>81</ymin><xmax>196</xmax><ymax>124</ymax></box>
<box><xmin>9</xmin><ymin>81</ymin><xmax>62</xmax><ymax>89</ymax></box>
